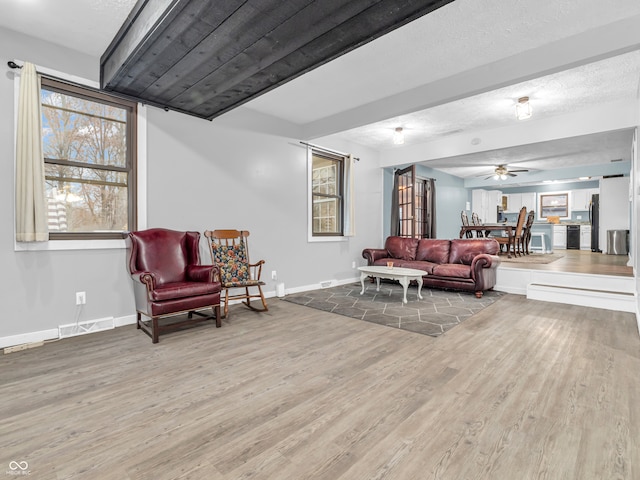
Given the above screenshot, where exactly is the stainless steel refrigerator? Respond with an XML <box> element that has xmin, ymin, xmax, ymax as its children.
<box><xmin>589</xmin><ymin>194</ymin><xmax>600</xmax><ymax>252</ymax></box>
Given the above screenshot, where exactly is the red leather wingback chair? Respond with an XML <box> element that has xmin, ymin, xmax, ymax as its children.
<box><xmin>126</xmin><ymin>228</ymin><xmax>222</xmax><ymax>343</ymax></box>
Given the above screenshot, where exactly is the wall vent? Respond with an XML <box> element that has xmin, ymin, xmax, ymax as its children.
<box><xmin>320</xmin><ymin>280</ymin><xmax>333</xmax><ymax>288</ymax></box>
<box><xmin>59</xmin><ymin>317</ymin><xmax>114</xmax><ymax>339</ymax></box>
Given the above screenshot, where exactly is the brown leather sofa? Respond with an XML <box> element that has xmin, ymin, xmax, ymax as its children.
<box><xmin>362</xmin><ymin>237</ymin><xmax>501</xmax><ymax>298</ymax></box>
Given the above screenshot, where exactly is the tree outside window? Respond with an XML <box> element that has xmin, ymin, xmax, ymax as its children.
<box><xmin>41</xmin><ymin>78</ymin><xmax>137</xmax><ymax>239</ymax></box>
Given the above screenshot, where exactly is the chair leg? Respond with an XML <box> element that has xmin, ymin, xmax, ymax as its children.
<box><xmin>223</xmin><ymin>290</ymin><xmax>230</xmax><ymax>319</ymax></box>
<box><xmin>213</xmin><ymin>305</ymin><xmax>221</xmax><ymax>327</ymax></box>
<box><xmin>151</xmin><ymin>317</ymin><xmax>159</xmax><ymax>344</ymax></box>
<box><xmin>136</xmin><ymin>312</ymin><xmax>141</xmax><ymax>329</ymax></box>
<box><xmin>242</xmin><ymin>286</ymin><xmax>268</xmax><ymax>312</ymax></box>
<box><xmin>258</xmin><ymin>285</ymin><xmax>268</xmax><ymax>311</ymax></box>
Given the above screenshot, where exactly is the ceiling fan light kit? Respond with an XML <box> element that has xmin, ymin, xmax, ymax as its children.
<box><xmin>515</xmin><ymin>96</ymin><xmax>532</xmax><ymax>120</ymax></box>
<box><xmin>486</xmin><ymin>164</ymin><xmax>530</xmax><ymax>180</ymax></box>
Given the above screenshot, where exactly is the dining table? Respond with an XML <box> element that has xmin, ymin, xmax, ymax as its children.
<box><xmin>459</xmin><ymin>223</ymin><xmax>518</xmax><ymax>258</ymax></box>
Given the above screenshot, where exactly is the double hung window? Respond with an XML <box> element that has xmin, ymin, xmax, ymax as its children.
<box><xmin>311</xmin><ymin>151</ymin><xmax>344</xmax><ymax>236</ymax></box>
<box><xmin>41</xmin><ymin>78</ymin><xmax>137</xmax><ymax>239</ymax></box>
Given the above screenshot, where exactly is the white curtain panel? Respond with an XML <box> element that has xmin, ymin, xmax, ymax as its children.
<box><xmin>15</xmin><ymin>62</ymin><xmax>48</xmax><ymax>242</ymax></box>
<box><xmin>344</xmin><ymin>154</ymin><xmax>356</xmax><ymax>236</ymax></box>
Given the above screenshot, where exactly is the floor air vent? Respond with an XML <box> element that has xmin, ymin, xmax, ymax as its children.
<box><xmin>59</xmin><ymin>317</ymin><xmax>115</xmax><ymax>339</ymax></box>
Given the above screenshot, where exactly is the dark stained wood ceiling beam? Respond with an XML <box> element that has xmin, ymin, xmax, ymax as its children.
<box><xmin>101</xmin><ymin>0</ymin><xmax>456</xmax><ymax>120</ymax></box>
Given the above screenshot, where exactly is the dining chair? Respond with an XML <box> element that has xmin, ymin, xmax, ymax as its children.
<box><xmin>471</xmin><ymin>212</ymin><xmax>484</xmax><ymax>237</ymax></box>
<box><xmin>461</xmin><ymin>211</ymin><xmax>473</xmax><ymax>238</ymax></box>
<box><xmin>523</xmin><ymin>210</ymin><xmax>535</xmax><ymax>254</ymax></box>
<box><xmin>495</xmin><ymin>206</ymin><xmax>527</xmax><ymax>257</ymax></box>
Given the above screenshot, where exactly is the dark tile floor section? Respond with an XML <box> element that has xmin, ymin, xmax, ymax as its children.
<box><xmin>283</xmin><ymin>283</ymin><xmax>506</xmax><ymax>337</ymax></box>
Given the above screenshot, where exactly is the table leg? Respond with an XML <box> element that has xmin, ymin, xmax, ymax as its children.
<box><xmin>376</xmin><ymin>277</ymin><xmax>381</xmax><ymax>292</ymax></box>
<box><xmin>359</xmin><ymin>272</ymin><xmax>367</xmax><ymax>295</ymax></box>
<box><xmin>398</xmin><ymin>276</ymin><xmax>409</xmax><ymax>304</ymax></box>
<box><xmin>416</xmin><ymin>276</ymin><xmax>424</xmax><ymax>300</ymax></box>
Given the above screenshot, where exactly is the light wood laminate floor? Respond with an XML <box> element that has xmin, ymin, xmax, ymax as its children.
<box><xmin>501</xmin><ymin>248</ymin><xmax>633</xmax><ymax>276</ymax></box>
<box><xmin>2</xmin><ymin>296</ymin><xmax>639</xmax><ymax>479</ymax></box>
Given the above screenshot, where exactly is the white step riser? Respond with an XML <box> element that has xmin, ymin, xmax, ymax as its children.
<box><xmin>495</xmin><ymin>267</ymin><xmax>636</xmax><ymax>312</ymax></box>
<box><xmin>527</xmin><ymin>284</ymin><xmax>636</xmax><ymax>312</ymax></box>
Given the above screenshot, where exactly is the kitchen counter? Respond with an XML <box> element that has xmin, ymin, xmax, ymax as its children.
<box><xmin>529</xmin><ymin>223</ymin><xmax>592</xmax><ymax>251</ymax></box>
<box><xmin>533</xmin><ymin>221</ymin><xmax>591</xmax><ymax>226</ymax></box>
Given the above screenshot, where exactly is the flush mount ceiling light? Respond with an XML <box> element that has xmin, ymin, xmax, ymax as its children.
<box><xmin>515</xmin><ymin>96</ymin><xmax>532</xmax><ymax>120</ymax></box>
<box><xmin>393</xmin><ymin>127</ymin><xmax>405</xmax><ymax>145</ymax></box>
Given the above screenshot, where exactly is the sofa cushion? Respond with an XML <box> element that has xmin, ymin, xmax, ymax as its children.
<box><xmin>449</xmin><ymin>239</ymin><xmax>499</xmax><ymax>265</ymax></box>
<box><xmin>416</xmin><ymin>239</ymin><xmax>451</xmax><ymax>264</ymax></box>
<box><xmin>385</xmin><ymin>236</ymin><xmax>419</xmax><ymax>261</ymax></box>
<box><xmin>432</xmin><ymin>263</ymin><xmax>472</xmax><ymax>279</ymax></box>
<box><xmin>396</xmin><ymin>260</ymin><xmax>437</xmax><ymax>274</ymax></box>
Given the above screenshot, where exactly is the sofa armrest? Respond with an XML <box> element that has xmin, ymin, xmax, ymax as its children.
<box><xmin>362</xmin><ymin>248</ymin><xmax>388</xmax><ymax>265</ymax></box>
<box><xmin>470</xmin><ymin>254</ymin><xmax>501</xmax><ymax>281</ymax></box>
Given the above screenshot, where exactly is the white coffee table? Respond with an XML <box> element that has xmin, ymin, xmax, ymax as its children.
<box><xmin>358</xmin><ymin>266</ymin><xmax>428</xmax><ymax>304</ymax></box>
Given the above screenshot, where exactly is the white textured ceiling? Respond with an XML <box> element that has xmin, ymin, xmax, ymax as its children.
<box><xmin>334</xmin><ymin>50</ymin><xmax>640</xmax><ymax>154</ymax></box>
<box><xmin>420</xmin><ymin>130</ymin><xmax>635</xmax><ymax>179</ymax></box>
<box><xmin>245</xmin><ymin>0</ymin><xmax>640</xmax><ymax>125</ymax></box>
<box><xmin>0</xmin><ymin>0</ymin><xmax>137</xmax><ymax>57</ymax></box>
<box><xmin>1</xmin><ymin>0</ymin><xmax>639</xmax><ymax>182</ymax></box>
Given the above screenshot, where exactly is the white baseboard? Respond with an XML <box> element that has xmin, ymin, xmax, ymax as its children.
<box><xmin>0</xmin><ymin>313</ymin><xmax>138</xmax><ymax>349</ymax></box>
<box><xmin>0</xmin><ymin>329</ymin><xmax>59</xmax><ymax>350</ymax></box>
<box><xmin>280</xmin><ymin>277</ymin><xmax>359</xmax><ymax>296</ymax></box>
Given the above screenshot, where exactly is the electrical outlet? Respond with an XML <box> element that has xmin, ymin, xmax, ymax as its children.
<box><xmin>271</xmin><ymin>271</ymin><xmax>277</xmax><ymax>280</ymax></box>
<box><xmin>76</xmin><ymin>291</ymin><xmax>86</xmax><ymax>305</ymax></box>
<box><xmin>352</xmin><ymin>261</ymin><xmax>356</xmax><ymax>269</ymax></box>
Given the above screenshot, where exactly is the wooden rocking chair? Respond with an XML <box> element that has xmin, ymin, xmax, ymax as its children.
<box><xmin>204</xmin><ymin>230</ymin><xmax>268</xmax><ymax>318</ymax></box>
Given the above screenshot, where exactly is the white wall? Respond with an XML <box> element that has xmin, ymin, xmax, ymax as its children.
<box><xmin>599</xmin><ymin>176</ymin><xmax>631</xmax><ymax>252</ymax></box>
<box><xmin>0</xmin><ymin>27</ymin><xmax>384</xmax><ymax>346</ymax></box>
<box><xmin>0</xmin><ymin>28</ymin><xmax>137</xmax><ymax>345</ymax></box>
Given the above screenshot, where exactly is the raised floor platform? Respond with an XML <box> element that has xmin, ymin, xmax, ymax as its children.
<box><xmin>494</xmin><ymin>249</ymin><xmax>635</xmax><ymax>312</ymax></box>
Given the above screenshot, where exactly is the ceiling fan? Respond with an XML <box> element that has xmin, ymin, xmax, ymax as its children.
<box><xmin>483</xmin><ymin>164</ymin><xmax>529</xmax><ymax>180</ymax></box>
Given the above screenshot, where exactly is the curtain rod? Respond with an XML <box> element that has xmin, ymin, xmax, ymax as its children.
<box><xmin>393</xmin><ymin>167</ymin><xmax>436</xmax><ymax>181</ymax></box>
<box><xmin>299</xmin><ymin>141</ymin><xmax>360</xmax><ymax>161</ymax></box>
<box><xmin>7</xmin><ymin>60</ymin><xmax>170</xmax><ymax>111</ymax></box>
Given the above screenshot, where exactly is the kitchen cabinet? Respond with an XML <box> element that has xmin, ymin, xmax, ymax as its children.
<box><xmin>580</xmin><ymin>225</ymin><xmax>592</xmax><ymax>250</ymax></box>
<box><xmin>571</xmin><ymin>188</ymin><xmax>598</xmax><ymax>211</ymax></box>
<box><xmin>553</xmin><ymin>225</ymin><xmax>566</xmax><ymax>249</ymax></box>
<box><xmin>521</xmin><ymin>192</ymin><xmax>536</xmax><ymax>213</ymax></box>
<box><xmin>472</xmin><ymin>189</ymin><xmax>501</xmax><ymax>224</ymax></box>
<box><xmin>503</xmin><ymin>193</ymin><xmax>518</xmax><ymax>213</ymax></box>
<box><xmin>504</xmin><ymin>192</ymin><xmax>536</xmax><ymax>213</ymax></box>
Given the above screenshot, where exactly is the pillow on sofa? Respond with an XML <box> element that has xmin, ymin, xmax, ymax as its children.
<box><xmin>415</xmin><ymin>239</ymin><xmax>451</xmax><ymax>264</ymax></box>
<box><xmin>385</xmin><ymin>236</ymin><xmax>419</xmax><ymax>260</ymax></box>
